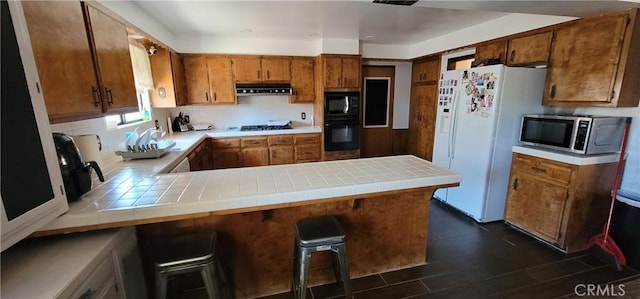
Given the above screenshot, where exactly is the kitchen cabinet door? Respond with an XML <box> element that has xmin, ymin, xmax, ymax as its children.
<box><xmin>295</xmin><ymin>144</ymin><xmax>320</xmax><ymax>162</ymax></box>
<box><xmin>214</xmin><ymin>148</ymin><xmax>244</xmax><ymax>169</ymax></box>
<box><xmin>507</xmin><ymin>31</ymin><xmax>552</xmax><ymax>66</ymax></box>
<box><xmin>475</xmin><ymin>40</ymin><xmax>508</xmax><ymax>64</ymax></box>
<box><xmin>85</xmin><ymin>4</ymin><xmax>137</xmax><ymax>111</ymax></box>
<box><xmin>543</xmin><ymin>13</ymin><xmax>630</xmax><ymax>106</ymax></box>
<box><xmin>262</xmin><ymin>57</ymin><xmax>291</xmax><ymax>82</ymax></box>
<box><xmin>408</xmin><ymin>84</ymin><xmax>436</xmax><ymax>161</ymax></box>
<box><xmin>505</xmin><ymin>173</ymin><xmax>567</xmax><ymax>244</ymax></box>
<box><xmin>323</xmin><ymin>57</ymin><xmax>343</xmax><ymax>88</ymax></box>
<box><xmin>269</xmin><ymin>146</ymin><xmax>294</xmax><ymax>165</ymax></box>
<box><xmin>184</xmin><ymin>56</ymin><xmax>211</xmax><ymax>104</ymax></box>
<box><xmin>243</xmin><ymin>147</ymin><xmax>270</xmax><ymax>167</ymax></box>
<box><xmin>340</xmin><ymin>56</ymin><xmax>361</xmax><ymax>88</ymax></box>
<box><xmin>171</xmin><ymin>51</ymin><xmax>188</xmax><ymax>106</ymax></box>
<box><xmin>411</xmin><ymin>58</ymin><xmax>439</xmax><ymax>83</ymax></box>
<box><xmin>150</xmin><ymin>48</ymin><xmax>187</xmax><ymax>108</ymax></box>
<box><xmin>22</xmin><ymin>1</ymin><xmax>102</xmax><ymax>122</ymax></box>
<box><xmin>207</xmin><ymin>57</ymin><xmax>236</xmax><ymax>104</ymax></box>
<box><xmin>290</xmin><ymin>58</ymin><xmax>315</xmax><ymax>103</ymax></box>
<box><xmin>232</xmin><ymin>56</ymin><xmax>262</xmax><ymax>82</ymax></box>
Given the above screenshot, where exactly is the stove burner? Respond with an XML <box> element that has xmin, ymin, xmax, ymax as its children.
<box><xmin>240</xmin><ymin>125</ymin><xmax>292</xmax><ymax>131</ymax></box>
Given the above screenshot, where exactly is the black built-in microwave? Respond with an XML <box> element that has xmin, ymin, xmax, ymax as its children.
<box><xmin>324</xmin><ymin>92</ymin><xmax>359</xmax><ymax>120</ymax></box>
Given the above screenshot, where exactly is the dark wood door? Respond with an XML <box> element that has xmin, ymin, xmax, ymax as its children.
<box><xmin>361</xmin><ymin>66</ymin><xmax>394</xmax><ymax>158</ymax></box>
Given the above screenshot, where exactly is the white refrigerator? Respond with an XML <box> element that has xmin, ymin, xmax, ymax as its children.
<box><xmin>432</xmin><ymin>65</ymin><xmax>546</xmax><ymax>223</ymax></box>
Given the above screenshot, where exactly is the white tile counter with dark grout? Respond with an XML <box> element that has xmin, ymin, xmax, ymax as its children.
<box><xmin>34</xmin><ymin>126</ymin><xmax>461</xmax><ymax>298</ymax></box>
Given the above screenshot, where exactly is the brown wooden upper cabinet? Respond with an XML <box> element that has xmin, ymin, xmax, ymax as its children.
<box><xmin>543</xmin><ymin>9</ymin><xmax>640</xmax><ymax>107</ymax></box>
<box><xmin>232</xmin><ymin>56</ymin><xmax>291</xmax><ymax>83</ymax></box>
<box><xmin>22</xmin><ymin>1</ymin><xmax>137</xmax><ymax>123</ymax></box>
<box><xmin>322</xmin><ymin>55</ymin><xmax>361</xmax><ymax>89</ymax></box>
<box><xmin>506</xmin><ymin>31</ymin><xmax>553</xmax><ymax>66</ymax></box>
<box><xmin>183</xmin><ymin>56</ymin><xmax>236</xmax><ymax>104</ymax></box>
<box><xmin>290</xmin><ymin>57</ymin><xmax>315</xmax><ymax>103</ymax></box>
<box><xmin>474</xmin><ymin>40</ymin><xmax>508</xmax><ymax>64</ymax></box>
<box><xmin>411</xmin><ymin>57</ymin><xmax>439</xmax><ymax>83</ymax></box>
<box><xmin>149</xmin><ymin>48</ymin><xmax>187</xmax><ymax>108</ymax></box>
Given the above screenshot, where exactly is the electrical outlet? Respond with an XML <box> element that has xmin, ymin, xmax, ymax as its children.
<box><xmin>301</xmin><ymin>112</ymin><xmax>306</xmax><ymax>120</ymax></box>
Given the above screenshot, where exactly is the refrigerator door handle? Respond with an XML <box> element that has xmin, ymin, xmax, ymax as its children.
<box><xmin>449</xmin><ymin>91</ymin><xmax>460</xmax><ymax>159</ymax></box>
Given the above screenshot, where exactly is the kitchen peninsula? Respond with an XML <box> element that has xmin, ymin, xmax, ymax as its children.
<box><xmin>33</xmin><ymin>130</ymin><xmax>460</xmax><ymax>297</ymax></box>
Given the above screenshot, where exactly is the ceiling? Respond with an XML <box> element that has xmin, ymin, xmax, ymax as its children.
<box><xmin>131</xmin><ymin>0</ymin><xmax>640</xmax><ymax>46</ymax></box>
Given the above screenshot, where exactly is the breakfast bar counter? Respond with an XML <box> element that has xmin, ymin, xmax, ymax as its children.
<box><xmin>33</xmin><ymin>130</ymin><xmax>460</xmax><ymax>298</ymax></box>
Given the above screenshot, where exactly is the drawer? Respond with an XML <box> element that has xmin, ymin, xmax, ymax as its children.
<box><xmin>295</xmin><ymin>144</ymin><xmax>320</xmax><ymax>161</ymax></box>
<box><xmin>211</xmin><ymin>138</ymin><xmax>241</xmax><ymax>148</ymax></box>
<box><xmin>268</xmin><ymin>135</ymin><xmax>294</xmax><ymax>146</ymax></box>
<box><xmin>294</xmin><ymin>134</ymin><xmax>320</xmax><ymax>145</ymax></box>
<box><xmin>512</xmin><ymin>154</ymin><xmax>573</xmax><ymax>184</ymax></box>
<box><xmin>242</xmin><ymin>137</ymin><xmax>268</xmax><ymax>147</ymax></box>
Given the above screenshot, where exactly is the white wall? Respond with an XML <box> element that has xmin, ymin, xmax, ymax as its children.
<box><xmin>175</xmin><ymin>35</ymin><xmax>321</xmax><ymax>56</ymax></box>
<box><xmin>362</xmin><ymin>61</ymin><xmax>412</xmax><ymax>129</ymax></box>
<box><xmin>409</xmin><ymin>14</ymin><xmax>576</xmax><ymax>58</ymax></box>
<box><xmin>97</xmin><ymin>0</ymin><xmax>176</xmax><ymax>47</ymax></box>
<box><xmin>360</xmin><ymin>43</ymin><xmax>409</xmax><ymax>60</ymax></box>
<box><xmin>165</xmin><ymin>96</ymin><xmax>314</xmax><ymax>129</ymax></box>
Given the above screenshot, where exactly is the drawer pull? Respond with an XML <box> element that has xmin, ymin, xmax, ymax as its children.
<box><xmin>531</xmin><ymin>166</ymin><xmax>547</xmax><ymax>173</ymax></box>
<box><xmin>513</xmin><ymin>178</ymin><xmax>519</xmax><ymax>190</ymax></box>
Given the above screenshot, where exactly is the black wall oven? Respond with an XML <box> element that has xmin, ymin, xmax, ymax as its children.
<box><xmin>324</xmin><ymin>120</ymin><xmax>360</xmax><ymax>151</ymax></box>
<box><xmin>324</xmin><ymin>92</ymin><xmax>360</xmax><ymax>151</ymax></box>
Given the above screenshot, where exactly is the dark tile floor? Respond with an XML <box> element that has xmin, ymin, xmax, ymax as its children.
<box><xmin>261</xmin><ymin>199</ymin><xmax>640</xmax><ymax>299</ymax></box>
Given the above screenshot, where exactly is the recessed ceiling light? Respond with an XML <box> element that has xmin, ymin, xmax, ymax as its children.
<box><xmin>364</xmin><ymin>35</ymin><xmax>375</xmax><ymax>39</ymax></box>
<box><xmin>308</xmin><ymin>33</ymin><xmax>319</xmax><ymax>37</ymax></box>
<box><xmin>240</xmin><ymin>29</ymin><xmax>252</xmax><ymax>33</ymax></box>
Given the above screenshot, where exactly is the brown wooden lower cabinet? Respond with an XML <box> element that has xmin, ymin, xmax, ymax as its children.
<box><xmin>206</xmin><ymin>133</ymin><xmax>320</xmax><ymax>169</ymax></box>
<box><xmin>269</xmin><ymin>146</ymin><xmax>294</xmax><ymax>165</ymax></box>
<box><xmin>504</xmin><ymin>153</ymin><xmax>617</xmax><ymax>253</ymax></box>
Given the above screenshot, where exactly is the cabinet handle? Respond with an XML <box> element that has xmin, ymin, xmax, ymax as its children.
<box><xmin>266</xmin><ymin>70</ymin><xmax>270</xmax><ymax>79</ymax></box>
<box><xmin>338</xmin><ymin>77</ymin><xmax>342</xmax><ymax>87</ymax></box>
<box><xmin>549</xmin><ymin>85</ymin><xmax>556</xmax><ymax>99</ymax></box>
<box><xmin>531</xmin><ymin>166</ymin><xmax>547</xmax><ymax>173</ymax></box>
<box><xmin>105</xmin><ymin>88</ymin><xmax>114</xmax><ymax>106</ymax></box>
<box><xmin>257</xmin><ymin>70</ymin><xmax>261</xmax><ymax>79</ymax></box>
<box><xmin>91</xmin><ymin>86</ymin><xmax>101</xmax><ymax>107</ymax></box>
<box><xmin>213</xmin><ymin>92</ymin><xmax>217</xmax><ymax>102</ymax></box>
<box><xmin>513</xmin><ymin>178</ymin><xmax>519</xmax><ymax>190</ymax></box>
<box><xmin>205</xmin><ymin>92</ymin><xmax>209</xmax><ymax>102</ymax></box>
<box><xmin>510</xmin><ymin>50</ymin><xmax>515</xmax><ymax>62</ymax></box>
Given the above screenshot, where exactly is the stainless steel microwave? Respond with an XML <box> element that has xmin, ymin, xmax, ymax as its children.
<box><xmin>519</xmin><ymin>114</ymin><xmax>627</xmax><ymax>155</ymax></box>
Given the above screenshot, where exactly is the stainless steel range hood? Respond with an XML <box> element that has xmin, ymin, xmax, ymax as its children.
<box><xmin>236</xmin><ymin>83</ymin><xmax>292</xmax><ymax>96</ymax></box>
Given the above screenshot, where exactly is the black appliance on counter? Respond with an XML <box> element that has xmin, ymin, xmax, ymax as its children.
<box><xmin>324</xmin><ymin>92</ymin><xmax>360</xmax><ymax>151</ymax></box>
<box><xmin>52</xmin><ymin>133</ymin><xmax>104</xmax><ymax>202</ymax></box>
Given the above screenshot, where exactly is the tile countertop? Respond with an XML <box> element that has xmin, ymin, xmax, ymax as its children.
<box><xmin>512</xmin><ymin>145</ymin><xmax>621</xmax><ymax>165</ymax></box>
<box><xmin>38</xmin><ymin>127</ymin><xmax>460</xmax><ymax>233</ymax></box>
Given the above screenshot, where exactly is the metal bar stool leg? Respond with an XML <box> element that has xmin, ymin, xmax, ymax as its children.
<box><xmin>296</xmin><ymin>248</ymin><xmax>312</xmax><ymax>299</ymax></box>
<box><xmin>336</xmin><ymin>243</ymin><xmax>351</xmax><ymax>298</ymax></box>
<box><xmin>201</xmin><ymin>262</ymin><xmax>220</xmax><ymax>299</ymax></box>
<box><xmin>155</xmin><ymin>271</ymin><xmax>168</xmax><ymax>299</ymax></box>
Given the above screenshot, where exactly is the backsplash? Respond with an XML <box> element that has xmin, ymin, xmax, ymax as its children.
<box><xmin>49</xmin><ymin>109</ymin><xmax>171</xmax><ymax>169</ymax></box>
<box><xmin>164</xmin><ymin>96</ymin><xmax>314</xmax><ymax>129</ymax></box>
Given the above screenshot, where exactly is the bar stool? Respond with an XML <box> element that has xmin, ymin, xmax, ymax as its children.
<box><xmin>154</xmin><ymin>231</ymin><xmax>225</xmax><ymax>299</ymax></box>
<box><xmin>292</xmin><ymin>216</ymin><xmax>351</xmax><ymax>299</ymax></box>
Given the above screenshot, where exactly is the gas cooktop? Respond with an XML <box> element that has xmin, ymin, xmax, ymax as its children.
<box><xmin>240</xmin><ymin>125</ymin><xmax>292</xmax><ymax>131</ymax></box>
